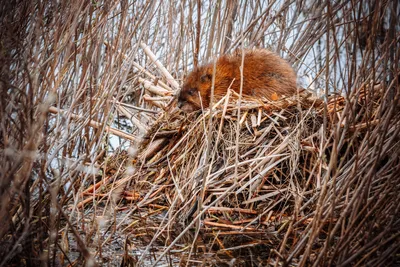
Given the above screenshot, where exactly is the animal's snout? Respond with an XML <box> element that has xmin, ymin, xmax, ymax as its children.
<box><xmin>177</xmin><ymin>98</ymin><xmax>184</xmax><ymax>108</ymax></box>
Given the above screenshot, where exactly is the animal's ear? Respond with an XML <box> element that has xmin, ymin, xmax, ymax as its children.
<box><xmin>200</xmin><ymin>73</ymin><xmax>212</xmax><ymax>83</ymax></box>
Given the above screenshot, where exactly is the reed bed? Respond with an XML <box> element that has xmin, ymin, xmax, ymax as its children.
<box><xmin>0</xmin><ymin>0</ymin><xmax>399</xmax><ymax>266</ymax></box>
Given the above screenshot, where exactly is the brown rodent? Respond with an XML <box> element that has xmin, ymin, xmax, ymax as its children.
<box><xmin>177</xmin><ymin>49</ymin><xmax>297</xmax><ymax>112</ymax></box>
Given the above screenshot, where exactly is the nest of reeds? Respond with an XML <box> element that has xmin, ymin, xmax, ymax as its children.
<box><xmin>94</xmin><ymin>85</ymin><xmax>399</xmax><ymax>266</ymax></box>
<box><xmin>131</xmin><ymin>90</ymin><xmax>322</xmax><ymax>214</ymax></box>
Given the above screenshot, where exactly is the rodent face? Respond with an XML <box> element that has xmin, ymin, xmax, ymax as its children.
<box><xmin>177</xmin><ymin>83</ymin><xmax>202</xmax><ymax>112</ymax></box>
<box><xmin>178</xmin><ymin>67</ymin><xmax>212</xmax><ymax>112</ymax></box>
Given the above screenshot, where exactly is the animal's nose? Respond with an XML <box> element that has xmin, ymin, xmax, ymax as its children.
<box><xmin>177</xmin><ymin>101</ymin><xmax>183</xmax><ymax>108</ymax></box>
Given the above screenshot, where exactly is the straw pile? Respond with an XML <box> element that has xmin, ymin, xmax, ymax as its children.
<box><xmin>95</xmin><ymin>84</ymin><xmax>399</xmax><ymax>266</ymax></box>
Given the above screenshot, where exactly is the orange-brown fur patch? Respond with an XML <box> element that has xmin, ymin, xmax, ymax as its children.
<box><xmin>178</xmin><ymin>49</ymin><xmax>297</xmax><ymax>112</ymax></box>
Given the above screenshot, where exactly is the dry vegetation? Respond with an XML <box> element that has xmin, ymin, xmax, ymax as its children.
<box><xmin>1</xmin><ymin>0</ymin><xmax>399</xmax><ymax>266</ymax></box>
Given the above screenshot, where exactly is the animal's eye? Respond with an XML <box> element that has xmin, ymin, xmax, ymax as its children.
<box><xmin>200</xmin><ymin>74</ymin><xmax>212</xmax><ymax>83</ymax></box>
<box><xmin>188</xmin><ymin>88</ymin><xmax>197</xmax><ymax>95</ymax></box>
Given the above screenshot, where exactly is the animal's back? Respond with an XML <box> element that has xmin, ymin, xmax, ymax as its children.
<box><xmin>217</xmin><ymin>49</ymin><xmax>297</xmax><ymax>98</ymax></box>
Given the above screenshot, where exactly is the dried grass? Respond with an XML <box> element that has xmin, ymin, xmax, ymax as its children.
<box><xmin>0</xmin><ymin>0</ymin><xmax>399</xmax><ymax>266</ymax></box>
